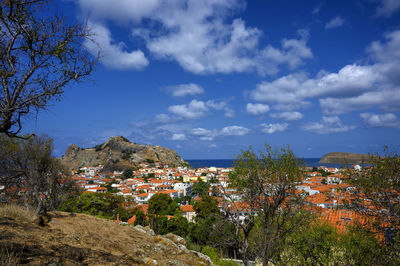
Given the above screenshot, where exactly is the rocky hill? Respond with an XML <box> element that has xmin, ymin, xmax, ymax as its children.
<box><xmin>319</xmin><ymin>152</ymin><xmax>371</xmax><ymax>164</ymax></box>
<box><xmin>61</xmin><ymin>136</ymin><xmax>188</xmax><ymax>171</ymax></box>
<box><xmin>0</xmin><ymin>205</ymin><xmax>212</xmax><ymax>265</ymax></box>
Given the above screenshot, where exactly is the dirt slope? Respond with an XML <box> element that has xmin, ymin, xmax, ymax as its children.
<box><xmin>0</xmin><ymin>208</ymin><xmax>212</xmax><ymax>265</ymax></box>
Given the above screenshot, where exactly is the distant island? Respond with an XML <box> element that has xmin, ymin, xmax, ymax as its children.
<box><xmin>319</xmin><ymin>152</ymin><xmax>372</xmax><ymax>164</ymax></box>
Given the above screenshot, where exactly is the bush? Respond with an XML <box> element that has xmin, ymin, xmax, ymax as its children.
<box><xmin>201</xmin><ymin>246</ymin><xmax>236</xmax><ymax>266</ymax></box>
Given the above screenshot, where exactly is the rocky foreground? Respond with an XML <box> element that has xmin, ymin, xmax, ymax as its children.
<box><xmin>61</xmin><ymin>136</ymin><xmax>188</xmax><ymax>172</ymax></box>
<box><xmin>0</xmin><ymin>207</ymin><xmax>212</xmax><ymax>265</ymax></box>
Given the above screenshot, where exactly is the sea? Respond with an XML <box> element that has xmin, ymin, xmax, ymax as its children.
<box><xmin>186</xmin><ymin>158</ymin><xmax>352</xmax><ymax>169</ymax></box>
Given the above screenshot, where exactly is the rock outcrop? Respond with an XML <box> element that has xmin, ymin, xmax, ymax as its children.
<box><xmin>319</xmin><ymin>152</ymin><xmax>371</xmax><ymax>164</ymax></box>
<box><xmin>0</xmin><ymin>207</ymin><xmax>213</xmax><ymax>265</ymax></box>
<box><xmin>61</xmin><ymin>136</ymin><xmax>187</xmax><ymax>171</ymax></box>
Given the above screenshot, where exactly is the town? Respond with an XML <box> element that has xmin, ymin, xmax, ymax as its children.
<box><xmin>72</xmin><ymin>161</ymin><xmax>361</xmax><ymax>231</ymax></box>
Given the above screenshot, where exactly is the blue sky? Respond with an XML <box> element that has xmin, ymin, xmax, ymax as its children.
<box><xmin>24</xmin><ymin>0</ymin><xmax>400</xmax><ymax>159</ymax></box>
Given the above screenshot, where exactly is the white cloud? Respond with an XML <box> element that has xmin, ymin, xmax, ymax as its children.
<box><xmin>220</xmin><ymin>126</ymin><xmax>250</xmax><ymax>136</ymax></box>
<box><xmin>360</xmin><ymin>113</ymin><xmax>400</xmax><ymax>128</ymax></box>
<box><xmin>319</xmin><ymin>89</ymin><xmax>400</xmax><ymax>115</ymax></box>
<box><xmin>84</xmin><ymin>22</ymin><xmax>149</xmax><ymax>70</ymax></box>
<box><xmin>190</xmin><ymin>125</ymin><xmax>249</xmax><ymax>140</ymax></box>
<box><xmin>250</xmin><ymin>64</ymin><xmax>379</xmax><ymax>111</ymax></box>
<box><xmin>78</xmin><ymin>0</ymin><xmax>161</xmax><ymax>23</ymax></box>
<box><xmin>224</xmin><ymin>107</ymin><xmax>235</xmax><ymax>118</ymax></box>
<box><xmin>375</xmin><ymin>0</ymin><xmax>400</xmax><ymax>17</ymax></box>
<box><xmin>259</xmin><ymin>123</ymin><xmax>288</xmax><ymax>134</ymax></box>
<box><xmin>206</xmin><ymin>99</ymin><xmax>235</xmax><ymax>117</ymax></box>
<box><xmin>303</xmin><ymin>116</ymin><xmax>355</xmax><ymax>134</ymax></box>
<box><xmin>249</xmin><ymin>30</ymin><xmax>400</xmax><ymax>115</ymax></box>
<box><xmin>190</xmin><ymin>128</ymin><xmax>219</xmax><ymax>141</ymax></box>
<box><xmin>79</xmin><ymin>0</ymin><xmax>312</xmax><ymax>75</ymax></box>
<box><xmin>325</xmin><ymin>16</ymin><xmax>345</xmax><ymax>29</ymax></box>
<box><xmin>171</xmin><ymin>133</ymin><xmax>187</xmax><ymax>141</ymax></box>
<box><xmin>155</xmin><ymin>114</ymin><xmax>174</xmax><ymax>123</ymax></box>
<box><xmin>270</xmin><ymin>111</ymin><xmax>304</xmax><ymax>121</ymax></box>
<box><xmin>164</xmin><ymin>83</ymin><xmax>204</xmax><ymax>97</ymax></box>
<box><xmin>168</xmin><ymin>100</ymin><xmax>209</xmax><ymax>119</ymax></box>
<box><xmin>246</xmin><ymin>103</ymin><xmax>270</xmax><ymax>116</ymax></box>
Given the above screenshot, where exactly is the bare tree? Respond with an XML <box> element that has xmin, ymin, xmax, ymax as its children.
<box><xmin>0</xmin><ymin>0</ymin><xmax>96</xmax><ymax>137</ymax></box>
<box><xmin>0</xmin><ymin>134</ymin><xmax>75</xmax><ymax>216</ymax></box>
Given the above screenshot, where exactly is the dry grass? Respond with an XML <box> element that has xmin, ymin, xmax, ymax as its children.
<box><xmin>0</xmin><ymin>243</ymin><xmax>22</xmax><ymax>266</ymax></box>
<box><xmin>0</xmin><ymin>209</ymin><xmax>211</xmax><ymax>265</ymax></box>
<box><xmin>0</xmin><ymin>204</ymin><xmax>34</xmax><ymax>222</ymax></box>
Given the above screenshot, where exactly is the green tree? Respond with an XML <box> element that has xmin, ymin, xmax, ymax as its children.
<box><xmin>58</xmin><ymin>192</ymin><xmax>134</xmax><ymax>221</ymax></box>
<box><xmin>0</xmin><ymin>0</ymin><xmax>96</xmax><ymax>137</ymax></box>
<box><xmin>134</xmin><ymin>210</ymin><xmax>148</xmax><ymax>227</ymax></box>
<box><xmin>344</xmin><ymin>148</ymin><xmax>400</xmax><ymax>264</ymax></box>
<box><xmin>193</xmin><ymin>194</ymin><xmax>220</xmax><ymax>220</ymax></box>
<box><xmin>167</xmin><ymin>215</ymin><xmax>190</xmax><ymax>237</ymax></box>
<box><xmin>282</xmin><ymin>221</ymin><xmax>341</xmax><ymax>265</ymax></box>
<box><xmin>190</xmin><ymin>195</ymin><xmax>222</xmax><ymax>246</ymax></box>
<box><xmin>122</xmin><ymin>169</ymin><xmax>133</xmax><ymax>179</ymax></box>
<box><xmin>192</xmin><ymin>178</ymin><xmax>209</xmax><ymax>196</ymax></box>
<box><xmin>148</xmin><ymin>193</ymin><xmax>173</xmax><ymax>215</ymax></box>
<box><xmin>224</xmin><ymin>144</ymin><xmax>307</xmax><ymax>266</ymax></box>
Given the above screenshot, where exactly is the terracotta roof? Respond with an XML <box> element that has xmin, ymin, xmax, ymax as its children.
<box><xmin>180</xmin><ymin>205</ymin><xmax>194</xmax><ymax>212</ymax></box>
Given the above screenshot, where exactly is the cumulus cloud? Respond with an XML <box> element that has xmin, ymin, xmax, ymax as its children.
<box><xmin>325</xmin><ymin>16</ymin><xmax>345</xmax><ymax>29</ymax></box>
<box><xmin>270</xmin><ymin>111</ymin><xmax>304</xmax><ymax>121</ymax></box>
<box><xmin>246</xmin><ymin>103</ymin><xmax>270</xmax><ymax>116</ymax></box>
<box><xmin>164</xmin><ymin>83</ymin><xmax>204</xmax><ymax>97</ymax></box>
<box><xmin>206</xmin><ymin>99</ymin><xmax>235</xmax><ymax>117</ymax></box>
<box><xmin>360</xmin><ymin>113</ymin><xmax>400</xmax><ymax>128</ymax></box>
<box><xmin>190</xmin><ymin>125</ymin><xmax>250</xmax><ymax>140</ymax></box>
<box><xmin>78</xmin><ymin>0</ymin><xmax>161</xmax><ymax>23</ymax></box>
<box><xmin>78</xmin><ymin>0</ymin><xmax>312</xmax><ymax>75</ymax></box>
<box><xmin>190</xmin><ymin>128</ymin><xmax>219</xmax><ymax>141</ymax></box>
<box><xmin>249</xmin><ymin>30</ymin><xmax>400</xmax><ymax>115</ymax></box>
<box><xmin>259</xmin><ymin>123</ymin><xmax>288</xmax><ymax>134</ymax></box>
<box><xmin>84</xmin><ymin>22</ymin><xmax>149</xmax><ymax>70</ymax></box>
<box><xmin>220</xmin><ymin>126</ymin><xmax>250</xmax><ymax>136</ymax></box>
<box><xmin>375</xmin><ymin>0</ymin><xmax>400</xmax><ymax>17</ymax></box>
<box><xmin>171</xmin><ymin>133</ymin><xmax>187</xmax><ymax>140</ymax></box>
<box><xmin>303</xmin><ymin>116</ymin><xmax>355</xmax><ymax>134</ymax></box>
<box><xmin>168</xmin><ymin>100</ymin><xmax>209</xmax><ymax>119</ymax></box>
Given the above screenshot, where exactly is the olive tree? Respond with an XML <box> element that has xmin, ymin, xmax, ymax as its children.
<box><xmin>221</xmin><ymin>144</ymin><xmax>309</xmax><ymax>265</ymax></box>
<box><xmin>344</xmin><ymin>148</ymin><xmax>400</xmax><ymax>264</ymax></box>
<box><xmin>0</xmin><ymin>0</ymin><xmax>96</xmax><ymax>137</ymax></box>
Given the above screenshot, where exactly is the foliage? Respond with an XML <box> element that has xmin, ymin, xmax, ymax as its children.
<box><xmin>192</xmin><ymin>178</ymin><xmax>209</xmax><ymax>196</ymax></box>
<box><xmin>122</xmin><ymin>169</ymin><xmax>133</xmax><ymax>180</ymax></box>
<box><xmin>193</xmin><ymin>194</ymin><xmax>220</xmax><ymax>220</ymax></box>
<box><xmin>282</xmin><ymin>221</ymin><xmax>341</xmax><ymax>265</ymax></box>
<box><xmin>224</xmin><ymin>144</ymin><xmax>307</xmax><ymax>265</ymax></box>
<box><xmin>58</xmin><ymin>192</ymin><xmax>135</xmax><ymax>221</ymax></box>
<box><xmin>0</xmin><ymin>0</ymin><xmax>96</xmax><ymax>137</ymax></box>
<box><xmin>134</xmin><ymin>210</ymin><xmax>148</xmax><ymax>227</ymax></box>
<box><xmin>201</xmin><ymin>246</ymin><xmax>237</xmax><ymax>266</ymax></box>
<box><xmin>190</xmin><ymin>195</ymin><xmax>222</xmax><ymax>245</ymax></box>
<box><xmin>148</xmin><ymin>193</ymin><xmax>179</xmax><ymax>216</ymax></box>
<box><xmin>341</xmin><ymin>223</ymin><xmax>386</xmax><ymax>265</ymax></box>
<box><xmin>312</xmin><ymin>167</ymin><xmax>332</xmax><ymax>177</ymax></box>
<box><xmin>344</xmin><ymin>147</ymin><xmax>400</xmax><ymax>263</ymax></box>
<box><xmin>0</xmin><ymin>134</ymin><xmax>74</xmax><ymax>215</ymax></box>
